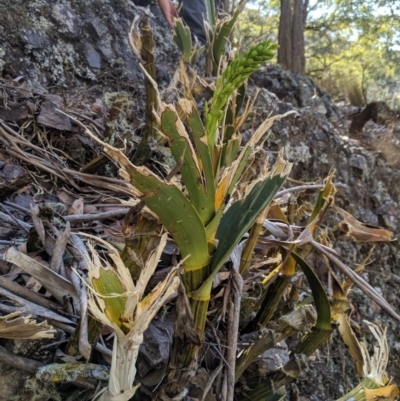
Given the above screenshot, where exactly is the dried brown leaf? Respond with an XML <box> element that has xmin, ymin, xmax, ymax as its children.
<box><xmin>129</xmin><ymin>15</ymin><xmax>143</xmax><ymax>59</ymax></box>
<box><xmin>337</xmin><ymin>314</ymin><xmax>364</xmax><ymax>377</ymax></box>
<box><xmin>25</xmin><ymin>276</ymin><xmax>43</xmax><ymax>292</ymax></box>
<box><xmin>69</xmin><ymin>197</ymin><xmax>84</xmax><ymax>215</ymax></box>
<box><xmin>4</xmin><ymin>247</ymin><xmax>79</xmax><ymax>308</ymax></box>
<box><xmin>336</xmin><ymin>206</ymin><xmax>393</xmax><ymax>242</ymax></box>
<box><xmin>37</xmin><ymin>99</ymin><xmax>72</xmax><ymax>131</ymax></box>
<box><xmin>364</xmin><ymin>385</ymin><xmax>399</xmax><ymax>401</ymax></box>
<box><xmin>0</xmin><ymin>311</ymin><xmax>56</xmax><ymax>340</ymax></box>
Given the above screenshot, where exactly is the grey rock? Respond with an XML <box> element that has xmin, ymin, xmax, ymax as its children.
<box><xmin>349</xmin><ymin>153</ymin><xmax>368</xmax><ymax>176</ymax></box>
<box><xmin>86</xmin><ymin>43</ymin><xmax>101</xmax><ymax>69</ymax></box>
<box><xmin>51</xmin><ymin>3</ymin><xmax>80</xmax><ymax>37</ymax></box>
<box><xmin>21</xmin><ymin>32</ymin><xmax>44</xmax><ymax>49</ymax></box>
<box><xmin>255</xmin><ymin>341</ymin><xmax>290</xmax><ymax>374</ymax></box>
<box><xmin>137</xmin><ymin>318</ymin><xmax>174</xmax><ymax>384</ymax></box>
<box><xmin>85</xmin><ymin>18</ymin><xmax>108</xmax><ymax>40</ymax></box>
<box><xmin>0</xmin><ymin>0</ymin><xmax>179</xmax><ymax>89</ymax></box>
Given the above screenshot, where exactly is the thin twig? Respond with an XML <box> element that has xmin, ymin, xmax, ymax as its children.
<box><xmin>224</xmin><ymin>268</ymin><xmax>243</xmax><ymax>401</ymax></box>
<box><xmin>87</xmin><ymin>203</ymin><xmax>132</xmax><ymax>208</ymax></box>
<box><xmin>311</xmin><ymin>240</ymin><xmax>400</xmax><ymax>323</ymax></box>
<box><xmin>0</xmin><ymin>126</ymin><xmax>82</xmax><ymax>190</ymax></box>
<box><xmin>2</xmin><ymin>201</ymin><xmax>31</xmax><ymax>214</ymax></box>
<box><xmin>50</xmin><ymin>222</ymin><xmax>70</xmax><ymax>274</ymax></box>
<box><xmin>0</xmin><ymin>343</ymin><xmax>97</xmax><ymax>390</ymax></box>
<box><xmin>205</xmin><ymin>307</ymin><xmax>227</xmax><ymax>395</ymax></box>
<box><xmin>0</xmin><ymin>125</ymin><xmax>130</xmax><ymax>194</ymax></box>
<box><xmin>275</xmin><ymin>183</ymin><xmax>347</xmax><ymax>198</ymax></box>
<box><xmin>65</xmin><ymin>208</ymin><xmax>130</xmax><ymax>223</ymax></box>
<box><xmin>3</xmin><ymin>202</ymin><xmax>131</xmax><ymax>223</ymax></box>
<box><xmin>68</xmin><ymin>234</ymin><xmax>96</xmax><ymax>360</ymax></box>
<box><xmin>71</xmin><ymin>266</ymin><xmax>91</xmax><ymax>361</ymax></box>
<box><xmin>46</xmin><ymin>317</ymin><xmax>113</xmax><ymax>359</ymax></box>
<box><xmin>0</xmin><ymin>204</ymin><xmax>30</xmax><ymax>232</ymax></box>
<box><xmin>0</xmin><ymin>211</ymin><xmax>32</xmax><ymax>231</ymax></box>
<box><xmin>40</xmin><ymin>339</ymin><xmax>69</xmax><ymax>349</ymax></box>
<box><xmin>0</xmin><ymin>240</ymin><xmax>24</xmax><ymax>245</ymax></box>
<box><xmin>0</xmin><ymin>286</ymin><xmax>74</xmax><ymax>324</ymax></box>
<box><xmin>2</xmin><ymin>247</ymin><xmax>79</xmax><ymax>308</ymax></box>
<box><xmin>0</xmin><ymin>344</ymin><xmax>44</xmax><ymax>373</ymax></box>
<box><xmin>66</xmin><ymin>110</ymin><xmax>105</xmax><ymax>131</ymax></box>
<box><xmin>0</xmin><ymin>275</ymin><xmax>63</xmax><ymax>313</ymax></box>
<box><xmin>202</xmin><ymin>365</ymin><xmax>223</xmax><ymax>401</ymax></box>
<box><xmin>68</xmin><ymin>234</ymin><xmax>90</xmax><ymax>271</ymax></box>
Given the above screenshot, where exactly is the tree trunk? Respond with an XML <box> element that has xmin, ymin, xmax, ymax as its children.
<box><xmin>291</xmin><ymin>0</ymin><xmax>305</xmax><ymax>75</ymax></box>
<box><xmin>277</xmin><ymin>0</ymin><xmax>306</xmax><ymax>75</ymax></box>
<box><xmin>277</xmin><ymin>0</ymin><xmax>293</xmax><ymax>70</ymax></box>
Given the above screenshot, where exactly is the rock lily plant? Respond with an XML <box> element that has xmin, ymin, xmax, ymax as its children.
<box><xmin>85</xmin><ymin>234</ymin><xmax>179</xmax><ymax>401</ymax></box>
<box><xmin>78</xmin><ymin>6</ymin><xmax>400</xmax><ymax>401</ymax></box>
<box><xmin>85</xmin><ymin>39</ymin><xmax>292</xmax><ymax>348</ymax></box>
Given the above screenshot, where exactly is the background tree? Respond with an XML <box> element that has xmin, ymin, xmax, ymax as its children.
<box><xmin>236</xmin><ymin>0</ymin><xmax>400</xmax><ymax>106</ymax></box>
<box><xmin>277</xmin><ymin>0</ymin><xmax>292</xmax><ymax>69</ymax></box>
<box><xmin>306</xmin><ymin>0</ymin><xmax>400</xmax><ymax>106</ymax></box>
<box><xmin>277</xmin><ymin>0</ymin><xmax>308</xmax><ymax>75</ymax></box>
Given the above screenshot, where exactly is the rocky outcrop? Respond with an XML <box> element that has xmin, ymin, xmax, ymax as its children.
<box><xmin>0</xmin><ymin>0</ymin><xmax>178</xmax><ymax>93</ymax></box>
<box><xmin>251</xmin><ymin>66</ymin><xmax>400</xmax><ymax>399</ymax></box>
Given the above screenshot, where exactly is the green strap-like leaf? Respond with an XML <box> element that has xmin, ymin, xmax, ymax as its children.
<box><xmin>205</xmin><ymin>0</ymin><xmax>216</xmax><ymax>28</ymax></box>
<box><xmin>210</xmin><ymin>165</ymin><xmax>290</xmax><ymax>274</ymax></box>
<box><xmin>205</xmin><ymin>145</ymin><xmax>252</xmax><ymax>240</ymax></box>
<box><xmin>192</xmin><ymin>167</ymin><xmax>289</xmax><ymax>301</ymax></box>
<box><xmin>127</xmin><ymin>166</ymin><xmax>210</xmax><ymax>273</ymax></box>
<box><xmin>222</xmin><ymin>83</ymin><xmax>246</xmax><ymax>144</ymax></box>
<box><xmin>212</xmin><ymin>0</ymin><xmax>247</xmax><ymax>65</ymax></box>
<box><xmin>221</xmin><ymin>138</ymin><xmax>240</xmax><ymax>167</ymax></box>
<box><xmin>173</xmin><ymin>18</ymin><xmax>192</xmax><ymax>63</ymax></box>
<box><xmin>180</xmin><ymin>100</ymin><xmax>215</xmax><ymax>202</ymax></box>
<box><xmin>291</xmin><ymin>252</ymin><xmax>332</xmax><ymax>331</ymax></box>
<box><xmin>161</xmin><ymin>106</ymin><xmax>214</xmax><ymax>224</ymax></box>
<box><xmin>92</xmin><ymin>270</ymin><xmax>127</xmax><ymax>329</ymax></box>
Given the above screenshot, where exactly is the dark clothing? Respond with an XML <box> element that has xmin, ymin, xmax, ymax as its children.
<box><xmin>133</xmin><ymin>0</ymin><xmax>214</xmax><ymax>44</ymax></box>
<box><xmin>179</xmin><ymin>0</ymin><xmax>208</xmax><ymax>44</ymax></box>
<box><xmin>180</xmin><ymin>0</ymin><xmax>221</xmax><ymax>43</ymax></box>
<box><xmin>133</xmin><ymin>0</ymin><xmax>152</xmax><ymax>5</ymax></box>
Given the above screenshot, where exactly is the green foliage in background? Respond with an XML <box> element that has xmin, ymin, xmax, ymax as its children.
<box><xmin>235</xmin><ymin>0</ymin><xmax>400</xmax><ymax>107</ymax></box>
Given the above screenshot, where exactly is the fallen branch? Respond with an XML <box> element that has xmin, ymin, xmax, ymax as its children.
<box><xmin>0</xmin><ymin>211</ymin><xmax>32</xmax><ymax>231</ymax></box>
<box><xmin>2</xmin><ymin>247</ymin><xmax>79</xmax><ymax>308</ymax></box>
<box><xmin>65</xmin><ymin>208</ymin><xmax>130</xmax><ymax>222</ymax></box>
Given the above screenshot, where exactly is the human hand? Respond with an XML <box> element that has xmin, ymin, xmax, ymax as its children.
<box><xmin>157</xmin><ymin>0</ymin><xmax>178</xmax><ymax>28</ymax></box>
